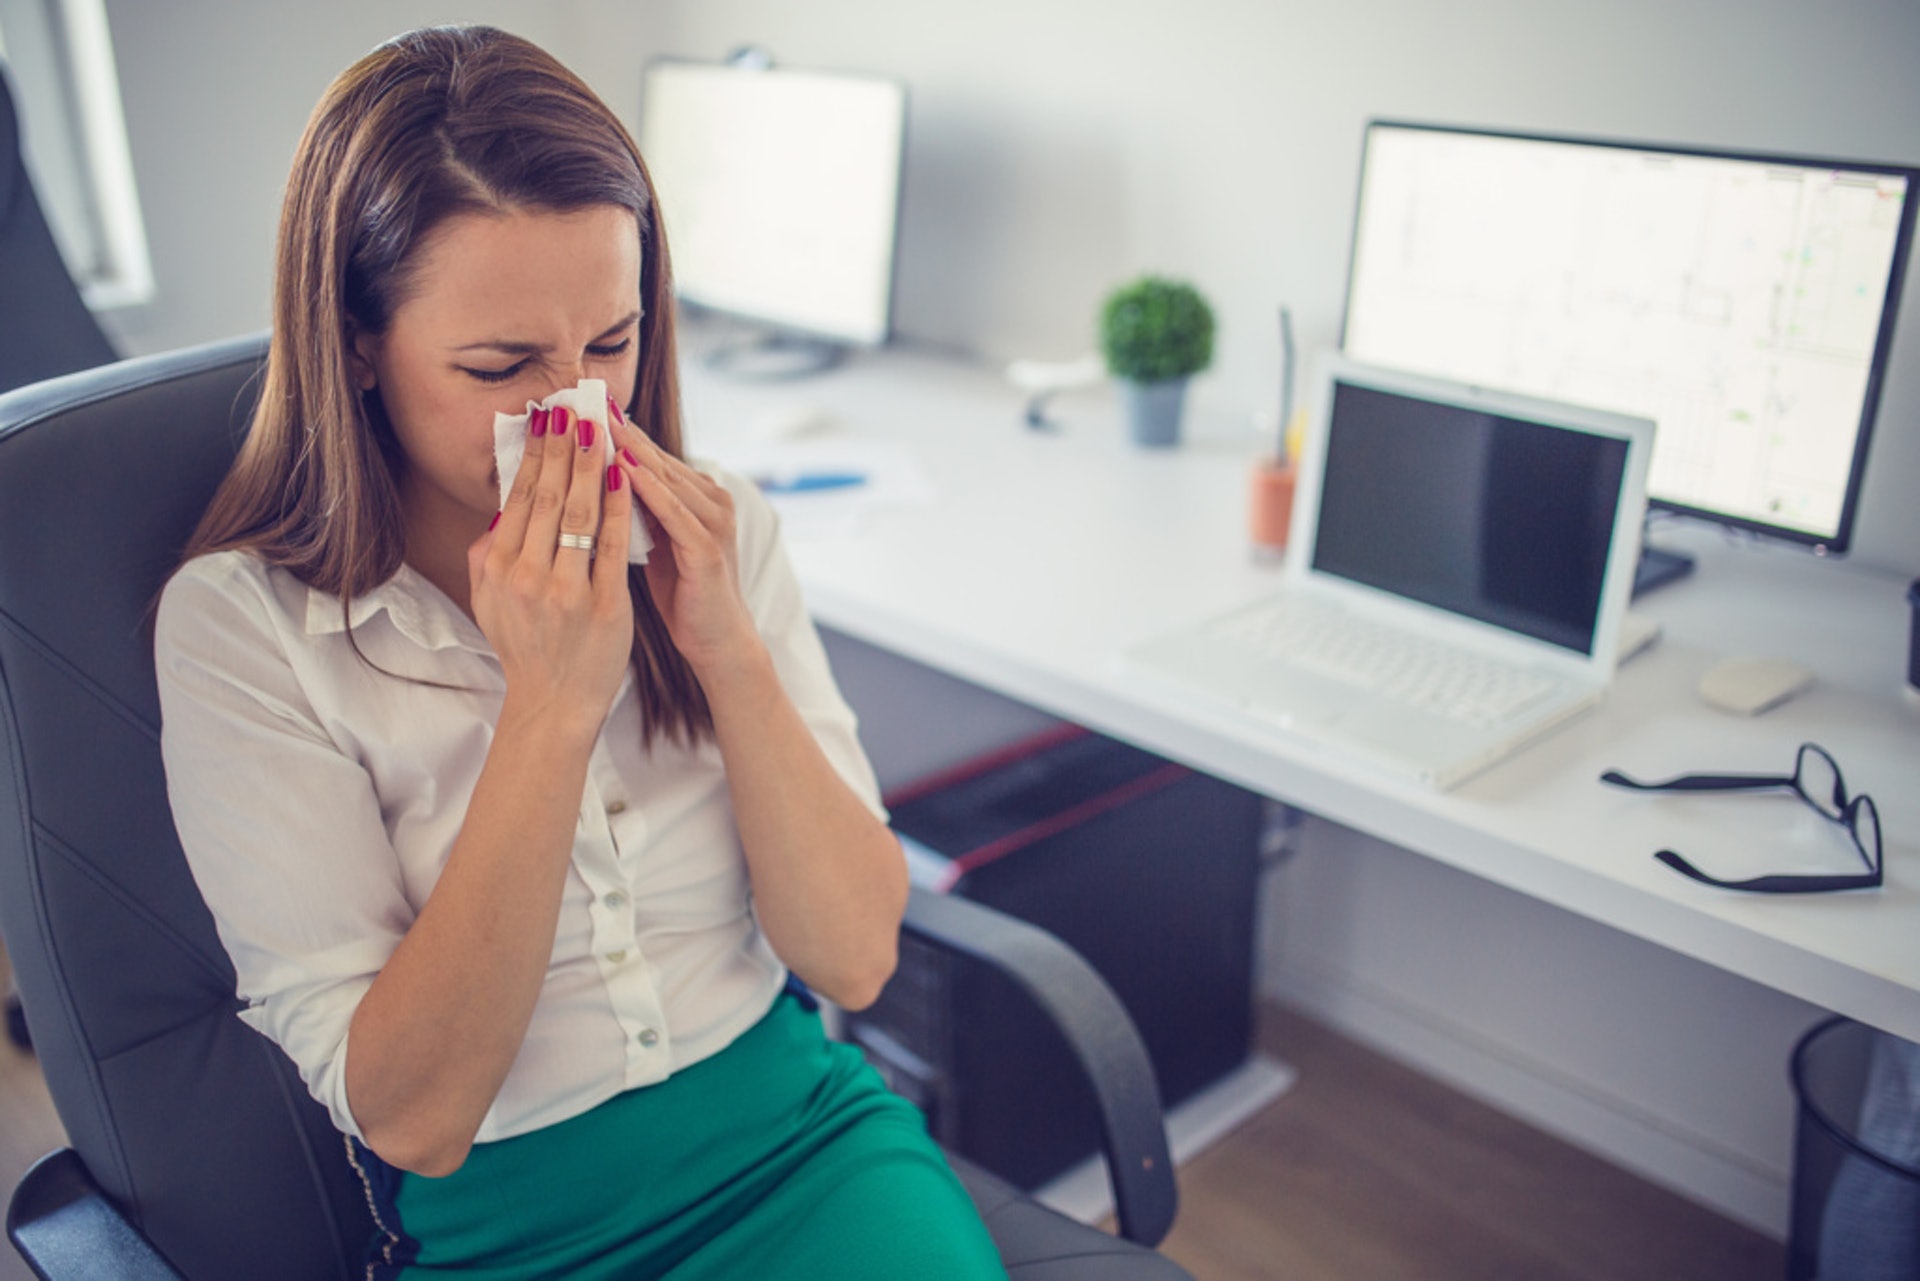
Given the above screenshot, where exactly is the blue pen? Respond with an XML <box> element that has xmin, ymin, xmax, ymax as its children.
<box><xmin>754</xmin><ymin>472</ymin><xmax>868</xmax><ymax>495</ymax></box>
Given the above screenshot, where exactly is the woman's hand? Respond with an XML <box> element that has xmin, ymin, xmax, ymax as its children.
<box><xmin>607</xmin><ymin>396</ymin><xmax>763</xmax><ymax>679</ymax></box>
<box><xmin>469</xmin><ymin>402</ymin><xmax>635</xmax><ymax>734</ymax></box>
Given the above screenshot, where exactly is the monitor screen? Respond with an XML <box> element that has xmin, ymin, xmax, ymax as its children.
<box><xmin>639</xmin><ymin>60</ymin><xmax>906</xmax><ymax>347</ymax></box>
<box><xmin>1341</xmin><ymin>122</ymin><xmax>1917</xmax><ymax>553</ymax></box>
<box><xmin>1313</xmin><ymin>380</ymin><xmax>1629</xmax><ymax>655</ymax></box>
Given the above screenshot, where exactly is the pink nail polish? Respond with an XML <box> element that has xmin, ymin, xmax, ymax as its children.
<box><xmin>551</xmin><ymin>407</ymin><xmax>570</xmax><ymax>438</ymax></box>
<box><xmin>620</xmin><ymin>448</ymin><xmax>638</xmax><ymax>467</ymax></box>
<box><xmin>607</xmin><ymin>393</ymin><xmax>626</xmax><ymax>426</ymax></box>
<box><xmin>579</xmin><ymin>417</ymin><xmax>596</xmax><ymax>451</ymax></box>
<box><xmin>488</xmin><ymin>511</ymin><xmax>501</xmax><ymax>530</ymax></box>
<box><xmin>529</xmin><ymin>407</ymin><xmax>548</xmax><ymax>438</ymax></box>
<box><xmin>607</xmin><ymin>464</ymin><xmax>622</xmax><ymax>492</ymax></box>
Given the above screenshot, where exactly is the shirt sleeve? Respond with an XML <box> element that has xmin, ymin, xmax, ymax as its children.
<box><xmin>154</xmin><ymin>554</ymin><xmax>408</xmax><ymax>1141</ymax></box>
<box><xmin>712</xmin><ymin>464</ymin><xmax>888</xmax><ymax>824</ymax></box>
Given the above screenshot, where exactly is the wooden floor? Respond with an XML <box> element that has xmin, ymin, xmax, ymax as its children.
<box><xmin>1155</xmin><ymin>1004</ymin><xmax>1782</xmax><ymax>1280</ymax></box>
<box><xmin>0</xmin><ymin>1002</ymin><xmax>1780</xmax><ymax>1281</ymax></box>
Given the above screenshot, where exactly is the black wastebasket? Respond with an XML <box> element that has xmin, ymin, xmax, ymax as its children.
<box><xmin>1789</xmin><ymin>1016</ymin><xmax>1920</xmax><ymax>1280</ymax></box>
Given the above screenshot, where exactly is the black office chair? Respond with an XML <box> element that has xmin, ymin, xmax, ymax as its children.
<box><xmin>0</xmin><ymin>61</ymin><xmax>119</xmax><ymax>395</ymax></box>
<box><xmin>0</xmin><ymin>335</ymin><xmax>1193</xmax><ymax>1280</ymax></box>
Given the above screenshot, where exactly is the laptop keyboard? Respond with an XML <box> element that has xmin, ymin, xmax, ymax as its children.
<box><xmin>1209</xmin><ymin>597</ymin><xmax>1558</xmax><ymax>729</ymax></box>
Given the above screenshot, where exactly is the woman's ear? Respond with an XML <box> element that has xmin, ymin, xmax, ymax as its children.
<box><xmin>347</xmin><ymin>329</ymin><xmax>380</xmax><ymax>391</ymax></box>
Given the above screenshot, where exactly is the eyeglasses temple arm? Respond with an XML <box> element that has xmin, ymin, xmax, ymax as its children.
<box><xmin>1601</xmin><ymin>770</ymin><xmax>1792</xmax><ymax>792</ymax></box>
<box><xmin>1654</xmin><ymin>849</ymin><xmax>1883</xmax><ymax>894</ymax></box>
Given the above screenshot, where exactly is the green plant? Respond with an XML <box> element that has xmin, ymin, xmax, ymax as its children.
<box><xmin>1098</xmin><ymin>276</ymin><xmax>1216</xmax><ymax>383</ymax></box>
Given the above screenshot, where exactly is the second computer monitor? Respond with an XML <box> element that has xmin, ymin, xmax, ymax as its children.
<box><xmin>1341</xmin><ymin>120</ymin><xmax>1918</xmax><ymax>563</ymax></box>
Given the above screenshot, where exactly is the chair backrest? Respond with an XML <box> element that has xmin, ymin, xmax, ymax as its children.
<box><xmin>0</xmin><ymin>335</ymin><xmax>374</xmax><ymax>1278</ymax></box>
<box><xmin>0</xmin><ymin>61</ymin><xmax>119</xmax><ymax>395</ymax></box>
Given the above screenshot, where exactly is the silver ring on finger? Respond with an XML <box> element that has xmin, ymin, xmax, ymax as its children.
<box><xmin>557</xmin><ymin>532</ymin><xmax>596</xmax><ymax>553</ymax></box>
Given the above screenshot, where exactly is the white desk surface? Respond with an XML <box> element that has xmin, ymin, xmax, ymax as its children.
<box><xmin>679</xmin><ymin>341</ymin><xmax>1920</xmax><ymax>1044</ymax></box>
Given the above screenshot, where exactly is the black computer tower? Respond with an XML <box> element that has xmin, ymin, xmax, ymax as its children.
<box><xmin>850</xmin><ymin>726</ymin><xmax>1263</xmax><ymax>1191</ymax></box>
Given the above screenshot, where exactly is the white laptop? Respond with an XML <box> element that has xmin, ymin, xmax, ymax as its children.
<box><xmin>1126</xmin><ymin>356</ymin><xmax>1653</xmax><ymax>789</ymax></box>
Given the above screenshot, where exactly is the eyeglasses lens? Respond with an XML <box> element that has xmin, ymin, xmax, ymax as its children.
<box><xmin>1854</xmin><ymin>796</ymin><xmax>1882</xmax><ymax>868</ymax></box>
<box><xmin>1796</xmin><ymin>744</ymin><xmax>1846</xmax><ymax>820</ymax></box>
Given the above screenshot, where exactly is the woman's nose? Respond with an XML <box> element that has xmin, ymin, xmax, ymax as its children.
<box><xmin>532</xmin><ymin>367</ymin><xmax>586</xmax><ymax>405</ymax></box>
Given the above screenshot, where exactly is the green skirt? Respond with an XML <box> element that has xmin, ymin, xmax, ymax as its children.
<box><xmin>354</xmin><ymin>992</ymin><xmax>1005</xmax><ymax>1280</ymax></box>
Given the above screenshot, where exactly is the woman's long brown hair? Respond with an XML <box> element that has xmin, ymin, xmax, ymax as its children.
<box><xmin>183</xmin><ymin>25</ymin><xmax>710</xmax><ymax>745</ymax></box>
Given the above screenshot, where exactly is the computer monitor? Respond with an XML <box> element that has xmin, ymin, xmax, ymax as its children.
<box><xmin>1341</xmin><ymin>120</ymin><xmax>1918</xmax><ymax>592</ymax></box>
<box><xmin>639</xmin><ymin>57</ymin><xmax>907</xmax><ymax>377</ymax></box>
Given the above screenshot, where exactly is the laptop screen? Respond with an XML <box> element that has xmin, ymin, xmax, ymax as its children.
<box><xmin>1311</xmin><ymin>381</ymin><xmax>1629</xmax><ymax>655</ymax></box>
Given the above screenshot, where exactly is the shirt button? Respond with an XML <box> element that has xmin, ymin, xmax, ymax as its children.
<box><xmin>607</xmin><ymin>800</ymin><xmax>628</xmax><ymax>815</ymax></box>
<box><xmin>638</xmin><ymin>1027</ymin><xmax>660</xmax><ymax>1048</ymax></box>
<box><xmin>602</xmin><ymin>890</ymin><xmax>629</xmax><ymax>911</ymax></box>
<box><xmin>605</xmin><ymin>950</ymin><xmax>627</xmax><ymax>964</ymax></box>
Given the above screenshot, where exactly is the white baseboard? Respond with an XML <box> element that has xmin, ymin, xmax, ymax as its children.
<box><xmin>1034</xmin><ymin>1053</ymin><xmax>1297</xmax><ymax>1225</ymax></box>
<box><xmin>1269</xmin><ymin>964</ymin><xmax>1791</xmax><ymax>1238</ymax></box>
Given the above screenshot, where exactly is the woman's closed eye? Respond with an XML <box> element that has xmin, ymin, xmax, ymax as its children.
<box><xmin>463</xmin><ymin>360</ymin><xmax>529</xmax><ymax>385</ymax></box>
<box><xmin>460</xmin><ymin>338</ymin><xmax>630</xmax><ymax>385</ymax></box>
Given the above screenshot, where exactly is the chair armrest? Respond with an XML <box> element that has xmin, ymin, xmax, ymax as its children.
<box><xmin>899</xmin><ymin>886</ymin><xmax>1178</xmax><ymax>1248</ymax></box>
<box><xmin>8</xmin><ymin>1149</ymin><xmax>184</xmax><ymax>1280</ymax></box>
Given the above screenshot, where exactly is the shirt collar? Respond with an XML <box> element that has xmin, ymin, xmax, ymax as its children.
<box><xmin>303</xmin><ymin>564</ymin><xmax>489</xmax><ymax>655</ymax></box>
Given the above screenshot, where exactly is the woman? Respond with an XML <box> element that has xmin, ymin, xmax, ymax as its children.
<box><xmin>154</xmin><ymin>25</ymin><xmax>1004</xmax><ymax>1280</ymax></box>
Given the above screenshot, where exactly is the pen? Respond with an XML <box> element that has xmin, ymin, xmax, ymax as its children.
<box><xmin>753</xmin><ymin>471</ymin><xmax>868</xmax><ymax>495</ymax></box>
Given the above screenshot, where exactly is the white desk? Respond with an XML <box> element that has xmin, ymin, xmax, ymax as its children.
<box><xmin>680</xmin><ymin>341</ymin><xmax>1920</xmax><ymax>1045</ymax></box>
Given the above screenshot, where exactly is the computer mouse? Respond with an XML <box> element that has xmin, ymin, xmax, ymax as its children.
<box><xmin>748</xmin><ymin>403</ymin><xmax>842</xmax><ymax>443</ymax></box>
<box><xmin>1697</xmin><ymin>655</ymin><xmax>1812</xmax><ymax>716</ymax></box>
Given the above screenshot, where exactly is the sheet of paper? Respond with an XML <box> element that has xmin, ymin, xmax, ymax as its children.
<box><xmin>705</xmin><ymin>439</ymin><xmax>932</xmax><ymax>539</ymax></box>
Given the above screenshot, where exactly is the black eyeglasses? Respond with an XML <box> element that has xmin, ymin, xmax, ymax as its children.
<box><xmin>1600</xmin><ymin>743</ymin><xmax>1883</xmax><ymax>894</ymax></box>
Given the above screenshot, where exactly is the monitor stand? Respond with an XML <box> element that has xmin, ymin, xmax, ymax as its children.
<box><xmin>702</xmin><ymin>329</ymin><xmax>847</xmax><ymax>381</ymax></box>
<box><xmin>1632</xmin><ymin>544</ymin><xmax>1695</xmax><ymax>598</ymax></box>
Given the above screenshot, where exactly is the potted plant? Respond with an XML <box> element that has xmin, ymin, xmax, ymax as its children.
<box><xmin>1098</xmin><ymin>275</ymin><xmax>1216</xmax><ymax>447</ymax></box>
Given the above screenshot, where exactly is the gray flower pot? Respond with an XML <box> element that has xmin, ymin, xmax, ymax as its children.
<box><xmin>1120</xmin><ymin>378</ymin><xmax>1188</xmax><ymax>448</ymax></box>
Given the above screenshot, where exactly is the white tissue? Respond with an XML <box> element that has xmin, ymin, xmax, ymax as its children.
<box><xmin>492</xmin><ymin>378</ymin><xmax>653</xmax><ymax>564</ymax></box>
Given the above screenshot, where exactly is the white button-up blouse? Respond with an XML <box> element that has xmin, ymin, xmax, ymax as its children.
<box><xmin>154</xmin><ymin>466</ymin><xmax>886</xmax><ymax>1145</ymax></box>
